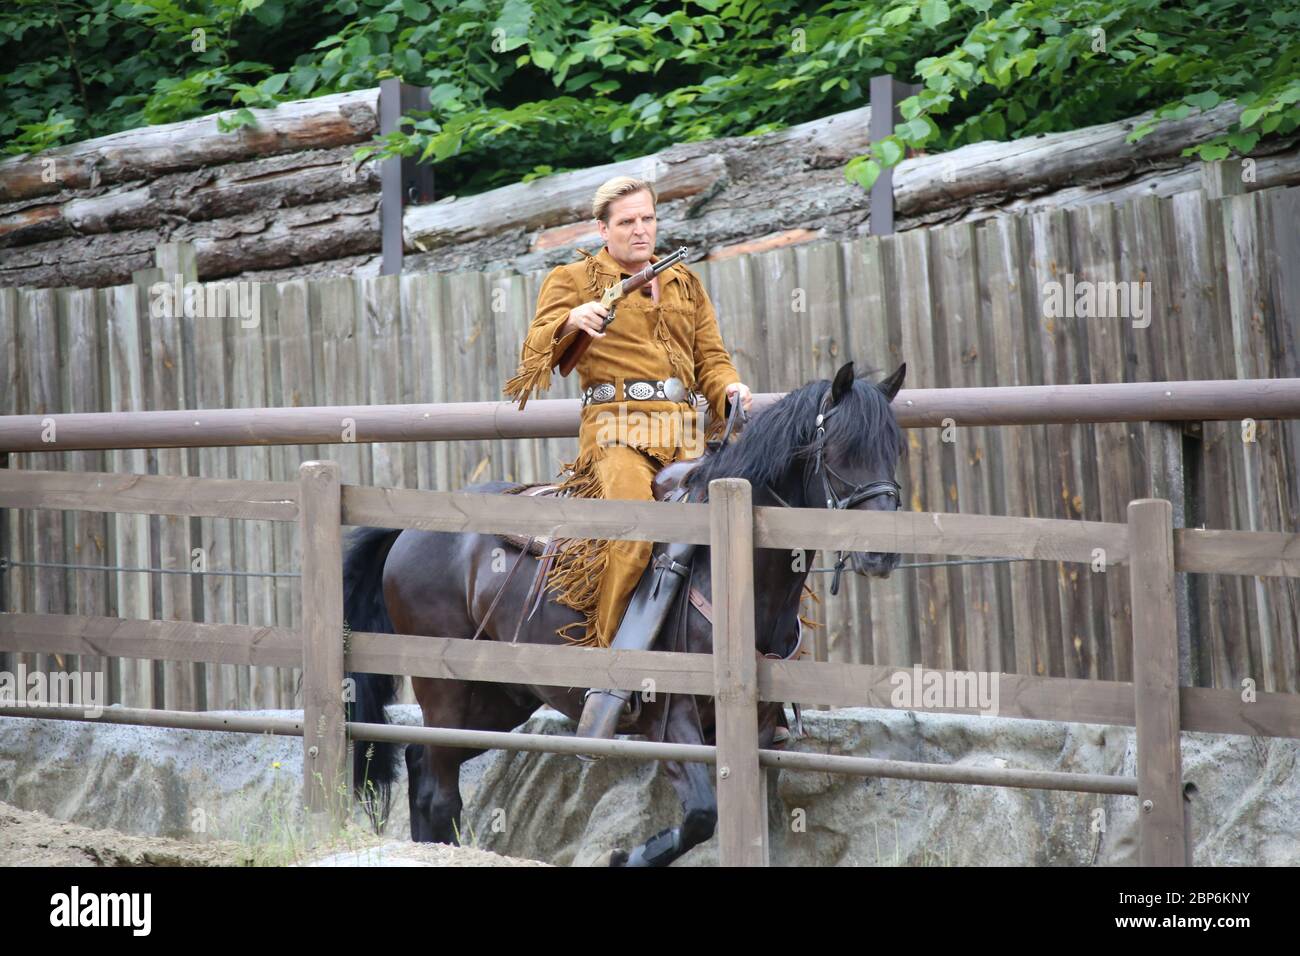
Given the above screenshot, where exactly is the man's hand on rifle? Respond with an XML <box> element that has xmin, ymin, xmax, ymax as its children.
<box><xmin>562</xmin><ymin>301</ymin><xmax>609</xmax><ymax>340</ymax></box>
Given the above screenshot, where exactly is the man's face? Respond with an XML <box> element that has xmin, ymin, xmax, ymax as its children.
<box><xmin>598</xmin><ymin>190</ymin><xmax>657</xmax><ymax>268</ymax></box>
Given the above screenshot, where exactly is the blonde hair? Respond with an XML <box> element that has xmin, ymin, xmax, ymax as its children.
<box><xmin>592</xmin><ymin>176</ymin><xmax>657</xmax><ymax>223</ymax></box>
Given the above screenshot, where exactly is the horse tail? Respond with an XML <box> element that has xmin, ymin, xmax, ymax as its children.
<box><xmin>342</xmin><ymin>526</ymin><xmax>402</xmax><ymax>831</ymax></box>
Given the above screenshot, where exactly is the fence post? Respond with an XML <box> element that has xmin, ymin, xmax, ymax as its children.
<box><xmin>708</xmin><ymin>478</ymin><xmax>768</xmax><ymax>866</ymax></box>
<box><xmin>299</xmin><ymin>460</ymin><xmax>348</xmax><ymax>826</ymax></box>
<box><xmin>1127</xmin><ymin>498</ymin><xmax>1187</xmax><ymax>866</ymax></box>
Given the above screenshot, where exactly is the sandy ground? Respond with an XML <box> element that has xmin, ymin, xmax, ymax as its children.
<box><xmin>0</xmin><ymin>801</ymin><xmax>548</xmax><ymax>867</ymax></box>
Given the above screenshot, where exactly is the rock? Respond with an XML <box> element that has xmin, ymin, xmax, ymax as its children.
<box><xmin>1</xmin><ymin>705</ymin><xmax>1295</xmax><ymax>865</ymax></box>
<box><xmin>461</xmin><ymin>708</ymin><xmax>1299</xmax><ymax>866</ymax></box>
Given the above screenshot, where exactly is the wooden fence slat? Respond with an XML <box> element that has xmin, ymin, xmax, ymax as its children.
<box><xmin>138</xmin><ymin>264</ymin><xmax>197</xmax><ymax>710</ymax></box>
<box><xmin>895</xmin><ymin>229</ymin><xmax>953</xmax><ymax>671</ymax></box>
<box><xmin>934</xmin><ymin>221</ymin><xmax>999</xmax><ymax>673</ymax></box>
<box><xmin>105</xmin><ymin>283</ymin><xmax>154</xmax><ymax>707</ymax></box>
<box><xmin>359</xmin><ymin>274</ymin><xmax>405</xmax><ymax>489</ymax></box>
<box><xmin>192</xmin><ymin>278</ymin><xmax>237</xmax><ymax>709</ymax></box>
<box><xmin>1026</xmin><ymin>209</ymin><xmax>1078</xmax><ymax>681</ymax></box>
<box><xmin>1222</xmin><ymin>191</ymin><xmax>1287</xmax><ymax>693</ymax></box>
<box><xmin>446</xmin><ymin>270</ymin><xmax>492</xmax><ymax>488</ymax></box>
<box><xmin>62</xmin><ymin>287</ymin><xmax>109</xmax><ymax>693</ymax></box>
<box><xmin>401</xmin><ymin>272</ymin><xmax>437</xmax><ymax>488</ymax></box>
<box><xmin>272</xmin><ymin>278</ymin><xmax>314</xmax><ymax>703</ymax></box>
<box><xmin>851</xmin><ymin>235</ymin><xmax>913</xmax><ymax>668</ymax></box>
<box><xmin>1073</xmin><ymin>202</ymin><xmax>1130</xmax><ymax>682</ymax></box>
<box><xmin>0</xmin><ymin>286</ymin><xmax>17</xmax><ymax>684</ymax></box>
<box><xmin>1155</xmin><ymin>183</ymin><xmax>1206</xmax><ymax>700</ymax></box>
<box><xmin>796</xmin><ymin>243</ymin><xmax>847</xmax><ymax>664</ymax></box>
<box><xmin>1260</xmin><ymin>186</ymin><xmax>1300</xmax><ymax>693</ymax></box>
<box><xmin>487</xmin><ymin>269</ymin><xmax>524</xmax><ymax>484</ymax></box>
<box><xmin>25</xmin><ymin>287</ymin><xmax>63</xmax><ymax>689</ymax></box>
<box><xmin>977</xmin><ymin>217</ymin><xmax>1035</xmax><ymax>677</ymax></box>
<box><xmin>234</xmin><ymin>282</ymin><xmax>278</xmax><ymax>709</ymax></box>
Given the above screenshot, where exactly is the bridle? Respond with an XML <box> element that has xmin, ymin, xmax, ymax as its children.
<box><xmin>755</xmin><ymin>388</ymin><xmax>902</xmax><ymax>595</ymax></box>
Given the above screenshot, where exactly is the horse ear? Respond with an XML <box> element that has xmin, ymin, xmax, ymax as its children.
<box><xmin>830</xmin><ymin>361</ymin><xmax>856</xmax><ymax>405</ymax></box>
<box><xmin>877</xmin><ymin>362</ymin><xmax>906</xmax><ymax>403</ymax></box>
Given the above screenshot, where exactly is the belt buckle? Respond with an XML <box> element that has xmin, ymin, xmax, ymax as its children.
<box><xmin>626</xmin><ymin>381</ymin><xmax>655</xmax><ymax>401</ymax></box>
<box><xmin>662</xmin><ymin>377</ymin><xmax>685</xmax><ymax>403</ymax></box>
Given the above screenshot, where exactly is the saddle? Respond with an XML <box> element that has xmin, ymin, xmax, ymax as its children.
<box><xmin>475</xmin><ymin>457</ymin><xmax>706</xmax><ymax>647</ymax></box>
<box><xmin>499</xmin><ymin>458</ymin><xmax>702</xmax><ymax>557</ymax></box>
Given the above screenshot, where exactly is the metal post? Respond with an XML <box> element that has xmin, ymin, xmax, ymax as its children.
<box><xmin>379</xmin><ymin>79</ymin><xmax>435</xmax><ymax>276</ymax></box>
<box><xmin>869</xmin><ymin>75</ymin><xmax>922</xmax><ymax>236</ymax></box>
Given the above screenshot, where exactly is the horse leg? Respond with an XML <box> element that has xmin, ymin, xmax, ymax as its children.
<box><xmin>406</xmin><ymin>677</ymin><xmax>473</xmax><ymax>843</ymax></box>
<box><xmin>614</xmin><ymin>691</ymin><xmax>717</xmax><ymax>867</ymax></box>
<box><xmin>406</xmin><ymin>675</ymin><xmax>537</xmax><ymax>844</ymax></box>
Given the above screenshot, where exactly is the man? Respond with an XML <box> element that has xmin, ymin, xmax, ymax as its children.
<box><xmin>503</xmin><ymin>175</ymin><xmax>752</xmax><ymax>737</ymax></box>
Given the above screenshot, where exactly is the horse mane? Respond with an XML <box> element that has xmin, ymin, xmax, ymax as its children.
<box><xmin>683</xmin><ymin>371</ymin><xmax>905</xmax><ymax>499</ymax></box>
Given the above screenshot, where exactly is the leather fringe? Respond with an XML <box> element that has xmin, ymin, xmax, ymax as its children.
<box><xmin>501</xmin><ymin>349</ymin><xmax>553</xmax><ymax>411</ymax></box>
<box><xmin>799</xmin><ymin>583</ymin><xmax>822</xmax><ymax>636</ymax></box>
<box><xmin>576</xmin><ymin>248</ymin><xmax>603</xmax><ymax>298</ymax></box>
<box><xmin>544</xmin><ymin>442</ymin><xmax>612</xmax><ymax>647</ymax></box>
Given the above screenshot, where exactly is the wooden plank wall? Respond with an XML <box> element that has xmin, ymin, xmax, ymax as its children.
<box><xmin>1</xmin><ymin>184</ymin><xmax>1297</xmax><ymax>709</ymax></box>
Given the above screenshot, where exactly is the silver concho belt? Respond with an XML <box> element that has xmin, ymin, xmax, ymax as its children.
<box><xmin>581</xmin><ymin>377</ymin><xmax>697</xmax><ymax>407</ymax></box>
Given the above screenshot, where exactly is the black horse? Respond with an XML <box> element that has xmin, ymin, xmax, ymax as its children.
<box><xmin>344</xmin><ymin>360</ymin><xmax>906</xmax><ymax>866</ymax></box>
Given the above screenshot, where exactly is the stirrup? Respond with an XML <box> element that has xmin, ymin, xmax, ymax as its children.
<box><xmin>576</xmin><ymin>688</ymin><xmax>638</xmax><ymax>760</ymax></box>
<box><xmin>581</xmin><ymin>686</ymin><xmax>640</xmax><ymax>720</ymax></box>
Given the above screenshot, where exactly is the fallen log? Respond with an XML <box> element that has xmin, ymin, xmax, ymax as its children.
<box><xmin>0</xmin><ymin>195</ymin><xmax>380</xmax><ymax>288</ymax></box>
<box><xmin>0</xmin><ymin>89</ymin><xmax>380</xmax><ymax>203</ymax></box>
<box><xmin>0</xmin><ymin>146</ymin><xmax>380</xmax><ymax>248</ymax></box>
<box><xmin>403</xmin><ymin>105</ymin><xmax>874</xmax><ymax>254</ymax></box>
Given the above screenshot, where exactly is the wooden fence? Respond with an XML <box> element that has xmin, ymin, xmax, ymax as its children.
<box><xmin>2</xmin><ymin>183</ymin><xmax>1299</xmax><ymax>710</ymax></box>
<box><xmin>1</xmin><ymin>465</ymin><xmax>1299</xmax><ymax>866</ymax></box>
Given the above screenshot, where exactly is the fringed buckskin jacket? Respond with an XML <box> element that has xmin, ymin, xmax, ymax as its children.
<box><xmin>503</xmin><ymin>246</ymin><xmax>740</xmax><ymax>475</ymax></box>
<box><xmin>502</xmin><ymin>246</ymin><xmax>741</xmax><ymax>644</ymax></box>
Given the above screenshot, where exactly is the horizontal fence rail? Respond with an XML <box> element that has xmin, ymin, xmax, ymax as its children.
<box><xmin>2</xmin><ymin>378</ymin><xmax>1300</xmax><ymax>452</ymax></box>
<box><xmin>0</xmin><ymin>706</ymin><xmax>1140</xmax><ymax>797</ymax></box>
<box><xmin>2</xmin><ymin>614</ymin><xmax>1296</xmax><ymax>740</ymax></box>
<box><xmin>4</xmin><ymin>467</ymin><xmax>1300</xmax><ymax>577</ymax></box>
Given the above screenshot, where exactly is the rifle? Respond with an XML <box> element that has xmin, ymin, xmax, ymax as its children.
<box><xmin>557</xmin><ymin>246</ymin><xmax>689</xmax><ymax>377</ymax></box>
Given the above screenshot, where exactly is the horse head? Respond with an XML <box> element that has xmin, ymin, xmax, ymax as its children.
<box><xmin>685</xmin><ymin>359</ymin><xmax>907</xmax><ymax>581</ymax></box>
<box><xmin>807</xmin><ymin>360</ymin><xmax>907</xmax><ymax>579</ymax></box>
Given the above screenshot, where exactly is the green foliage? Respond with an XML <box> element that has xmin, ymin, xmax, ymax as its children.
<box><xmin>2</xmin><ymin>0</ymin><xmax>1297</xmax><ymax>198</ymax></box>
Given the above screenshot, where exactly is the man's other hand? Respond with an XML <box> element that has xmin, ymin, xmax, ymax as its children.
<box><xmin>725</xmin><ymin>382</ymin><xmax>753</xmax><ymax>413</ymax></box>
<box><xmin>562</xmin><ymin>301</ymin><xmax>609</xmax><ymax>339</ymax></box>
